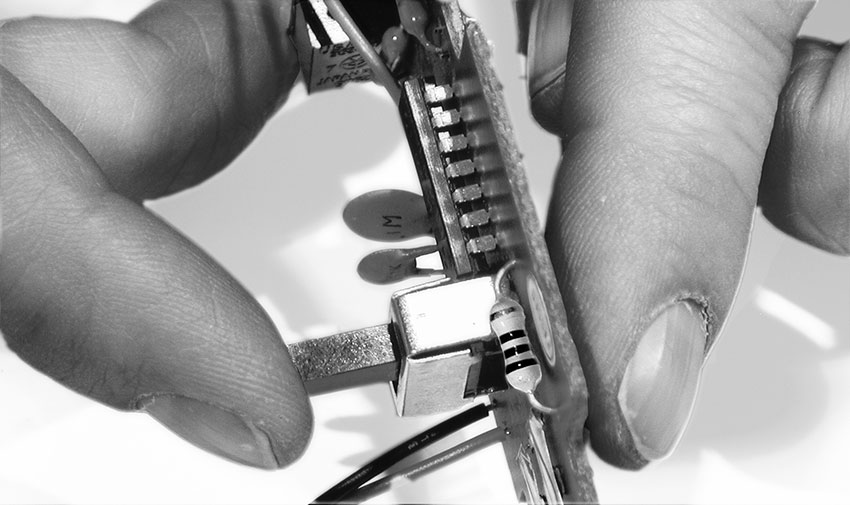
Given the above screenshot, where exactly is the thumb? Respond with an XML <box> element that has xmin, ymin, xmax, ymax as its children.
<box><xmin>540</xmin><ymin>0</ymin><xmax>813</xmax><ymax>468</ymax></box>
<box><xmin>1</xmin><ymin>67</ymin><xmax>311</xmax><ymax>469</ymax></box>
<box><xmin>524</xmin><ymin>0</ymin><xmax>574</xmax><ymax>135</ymax></box>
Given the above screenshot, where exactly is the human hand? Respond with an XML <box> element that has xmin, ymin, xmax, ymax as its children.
<box><xmin>523</xmin><ymin>0</ymin><xmax>848</xmax><ymax>468</ymax></box>
<box><xmin>0</xmin><ymin>0</ymin><xmax>311</xmax><ymax>469</ymax></box>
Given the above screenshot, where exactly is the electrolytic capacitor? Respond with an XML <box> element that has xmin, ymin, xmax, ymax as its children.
<box><xmin>343</xmin><ymin>189</ymin><xmax>431</xmax><ymax>242</ymax></box>
<box><xmin>357</xmin><ymin>244</ymin><xmax>442</xmax><ymax>284</ymax></box>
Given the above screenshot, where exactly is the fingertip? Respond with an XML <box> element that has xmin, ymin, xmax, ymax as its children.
<box><xmin>133</xmin><ymin>300</ymin><xmax>315</xmax><ymax>469</ymax></box>
<box><xmin>617</xmin><ymin>301</ymin><xmax>706</xmax><ymax>462</ymax></box>
<box><xmin>141</xmin><ymin>394</ymin><xmax>284</xmax><ymax>469</ymax></box>
<box><xmin>140</xmin><ymin>388</ymin><xmax>313</xmax><ymax>469</ymax></box>
<box><xmin>1</xmin><ymin>54</ymin><xmax>314</xmax><ymax>470</ymax></box>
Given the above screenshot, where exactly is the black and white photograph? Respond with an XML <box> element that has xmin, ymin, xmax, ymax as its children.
<box><xmin>1</xmin><ymin>0</ymin><xmax>848</xmax><ymax>503</ymax></box>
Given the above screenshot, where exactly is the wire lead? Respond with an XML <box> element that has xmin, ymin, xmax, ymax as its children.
<box><xmin>313</xmin><ymin>403</ymin><xmax>492</xmax><ymax>503</ymax></box>
<box><xmin>494</xmin><ymin>258</ymin><xmax>520</xmax><ymax>296</ymax></box>
<box><xmin>346</xmin><ymin>427</ymin><xmax>506</xmax><ymax>503</ymax></box>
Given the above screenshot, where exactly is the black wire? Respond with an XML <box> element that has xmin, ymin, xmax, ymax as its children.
<box><xmin>345</xmin><ymin>427</ymin><xmax>505</xmax><ymax>504</ymax></box>
<box><xmin>312</xmin><ymin>402</ymin><xmax>491</xmax><ymax>504</ymax></box>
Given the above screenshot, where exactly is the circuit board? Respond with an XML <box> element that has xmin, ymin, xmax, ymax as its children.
<box><xmin>287</xmin><ymin>1</ymin><xmax>596</xmax><ymax>502</ymax></box>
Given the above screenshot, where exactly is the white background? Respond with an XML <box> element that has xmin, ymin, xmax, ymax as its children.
<box><xmin>1</xmin><ymin>1</ymin><xmax>848</xmax><ymax>503</ymax></box>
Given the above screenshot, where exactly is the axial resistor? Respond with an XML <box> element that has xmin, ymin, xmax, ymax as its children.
<box><xmin>490</xmin><ymin>297</ymin><xmax>542</xmax><ymax>394</ymax></box>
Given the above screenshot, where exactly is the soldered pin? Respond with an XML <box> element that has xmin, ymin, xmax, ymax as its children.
<box><xmin>437</xmin><ymin>131</ymin><xmax>468</xmax><ymax>153</ymax></box>
<box><xmin>430</xmin><ymin>106</ymin><xmax>461</xmax><ymax>129</ymax></box>
<box><xmin>357</xmin><ymin>244</ymin><xmax>443</xmax><ymax>284</ymax></box>
<box><xmin>423</xmin><ymin>83</ymin><xmax>454</xmax><ymax>104</ymax></box>
<box><xmin>452</xmin><ymin>184</ymin><xmax>483</xmax><ymax>203</ymax></box>
<box><xmin>444</xmin><ymin>159</ymin><xmax>476</xmax><ymax>178</ymax></box>
<box><xmin>459</xmin><ymin>209</ymin><xmax>490</xmax><ymax>228</ymax></box>
<box><xmin>466</xmin><ymin>235</ymin><xmax>497</xmax><ymax>254</ymax></box>
<box><xmin>343</xmin><ymin>189</ymin><xmax>431</xmax><ymax>242</ymax></box>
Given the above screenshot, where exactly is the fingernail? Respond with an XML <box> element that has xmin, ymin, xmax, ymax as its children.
<box><xmin>528</xmin><ymin>0</ymin><xmax>571</xmax><ymax>96</ymax></box>
<box><xmin>527</xmin><ymin>0</ymin><xmax>571</xmax><ymax>133</ymax></box>
<box><xmin>141</xmin><ymin>394</ymin><xmax>282</xmax><ymax>469</ymax></box>
<box><xmin>279</xmin><ymin>1</ymin><xmax>291</xmax><ymax>26</ymax></box>
<box><xmin>618</xmin><ymin>302</ymin><xmax>707</xmax><ymax>460</ymax></box>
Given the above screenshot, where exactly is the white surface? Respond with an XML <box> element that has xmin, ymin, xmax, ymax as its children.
<box><xmin>1</xmin><ymin>1</ymin><xmax>849</xmax><ymax>503</ymax></box>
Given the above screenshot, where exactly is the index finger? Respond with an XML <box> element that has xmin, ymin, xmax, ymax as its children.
<box><xmin>1</xmin><ymin>64</ymin><xmax>312</xmax><ymax>469</ymax></box>
<box><xmin>0</xmin><ymin>0</ymin><xmax>298</xmax><ymax>201</ymax></box>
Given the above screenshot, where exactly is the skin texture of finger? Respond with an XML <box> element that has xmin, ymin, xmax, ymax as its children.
<box><xmin>0</xmin><ymin>67</ymin><xmax>311</xmax><ymax>468</ymax></box>
<box><xmin>0</xmin><ymin>0</ymin><xmax>297</xmax><ymax>201</ymax></box>
<box><xmin>760</xmin><ymin>37</ymin><xmax>850</xmax><ymax>254</ymax></box>
<box><xmin>524</xmin><ymin>0</ymin><xmax>574</xmax><ymax>135</ymax></box>
<box><xmin>545</xmin><ymin>0</ymin><xmax>813</xmax><ymax>468</ymax></box>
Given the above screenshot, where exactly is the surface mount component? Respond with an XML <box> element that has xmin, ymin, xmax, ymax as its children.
<box><xmin>286</xmin><ymin>1</ymin><xmax>596</xmax><ymax>503</ymax></box>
